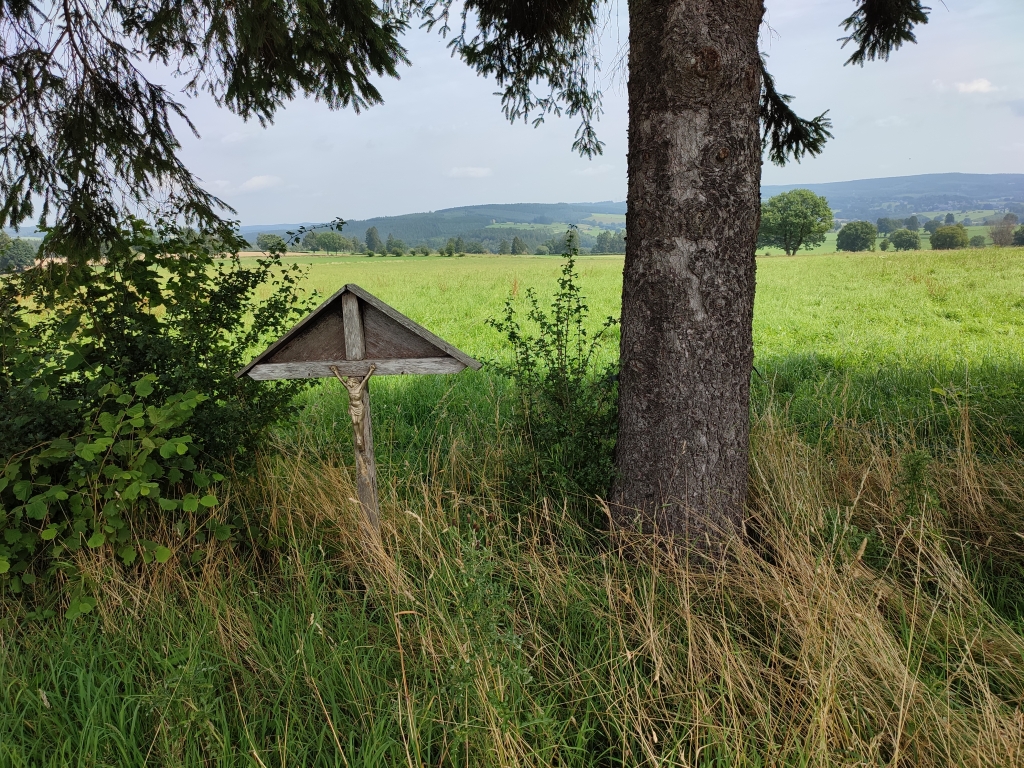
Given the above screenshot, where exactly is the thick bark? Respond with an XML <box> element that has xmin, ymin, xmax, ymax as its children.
<box><xmin>612</xmin><ymin>0</ymin><xmax>764</xmax><ymax>543</ymax></box>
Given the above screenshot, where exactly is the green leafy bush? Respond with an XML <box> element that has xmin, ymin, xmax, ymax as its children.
<box><xmin>488</xmin><ymin>229</ymin><xmax>618</xmax><ymax>507</ymax></box>
<box><xmin>970</xmin><ymin>235</ymin><xmax>987</xmax><ymax>249</ymax></box>
<box><xmin>836</xmin><ymin>221</ymin><xmax>877</xmax><ymax>252</ymax></box>
<box><xmin>1</xmin><ymin>375</ymin><xmax>222</xmax><ymax>604</ymax></box>
<box><xmin>889</xmin><ymin>228</ymin><xmax>921</xmax><ymax>251</ymax></box>
<box><xmin>0</xmin><ymin>218</ymin><xmax>312</xmax><ymax>595</ymax></box>
<box><xmin>932</xmin><ymin>224</ymin><xmax>970</xmax><ymax>250</ymax></box>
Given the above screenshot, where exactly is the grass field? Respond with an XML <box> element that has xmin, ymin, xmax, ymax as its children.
<box><xmin>4</xmin><ymin>247</ymin><xmax>1024</xmax><ymax>766</ymax></box>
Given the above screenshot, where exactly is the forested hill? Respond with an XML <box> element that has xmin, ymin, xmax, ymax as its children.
<box><xmin>236</xmin><ymin>174</ymin><xmax>1023</xmax><ymax>247</ymax></box>
<box><xmin>762</xmin><ymin>173</ymin><xmax>1024</xmax><ymax>220</ymax></box>
<box><xmin>240</xmin><ymin>201</ymin><xmax>627</xmax><ymax>247</ymax></box>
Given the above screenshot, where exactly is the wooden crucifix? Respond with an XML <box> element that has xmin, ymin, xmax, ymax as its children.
<box><xmin>237</xmin><ymin>284</ymin><xmax>481</xmax><ymax>529</ymax></box>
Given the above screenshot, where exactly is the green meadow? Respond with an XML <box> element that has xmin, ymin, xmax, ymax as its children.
<box><xmin>4</xmin><ymin>247</ymin><xmax>1024</xmax><ymax>766</ymax></box>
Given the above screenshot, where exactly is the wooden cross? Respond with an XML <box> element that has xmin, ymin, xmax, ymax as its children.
<box><xmin>238</xmin><ymin>284</ymin><xmax>481</xmax><ymax>528</ymax></box>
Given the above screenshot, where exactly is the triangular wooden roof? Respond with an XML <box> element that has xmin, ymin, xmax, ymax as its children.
<box><xmin>237</xmin><ymin>283</ymin><xmax>481</xmax><ymax>380</ymax></box>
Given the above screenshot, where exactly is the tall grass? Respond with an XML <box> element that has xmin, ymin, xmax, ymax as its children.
<box><xmin>4</xmin><ymin>248</ymin><xmax>1023</xmax><ymax>765</ymax></box>
<box><xmin>3</xmin><ymin>389</ymin><xmax>1023</xmax><ymax>766</ymax></box>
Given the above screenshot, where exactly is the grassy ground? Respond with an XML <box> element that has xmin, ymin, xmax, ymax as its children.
<box><xmin>3</xmin><ymin>247</ymin><xmax>1024</xmax><ymax>766</ymax></box>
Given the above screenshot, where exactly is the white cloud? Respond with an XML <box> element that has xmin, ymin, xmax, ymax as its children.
<box><xmin>956</xmin><ymin>78</ymin><xmax>998</xmax><ymax>94</ymax></box>
<box><xmin>447</xmin><ymin>166</ymin><xmax>492</xmax><ymax>178</ymax></box>
<box><xmin>221</xmin><ymin>131</ymin><xmax>255</xmax><ymax>144</ymax></box>
<box><xmin>573</xmin><ymin>163</ymin><xmax>615</xmax><ymax>176</ymax></box>
<box><xmin>239</xmin><ymin>175</ymin><xmax>282</xmax><ymax>192</ymax></box>
<box><xmin>874</xmin><ymin>116</ymin><xmax>907</xmax><ymax>128</ymax></box>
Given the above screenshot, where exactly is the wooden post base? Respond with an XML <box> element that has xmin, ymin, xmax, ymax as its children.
<box><xmin>331</xmin><ymin>363</ymin><xmax>380</xmax><ymax>530</ymax></box>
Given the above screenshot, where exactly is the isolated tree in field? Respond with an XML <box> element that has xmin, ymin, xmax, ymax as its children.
<box><xmin>945</xmin><ymin>213</ymin><xmax>956</xmax><ymax>225</ymax></box>
<box><xmin>510</xmin><ymin>236</ymin><xmax>528</xmax><ymax>255</ymax></box>
<box><xmin>989</xmin><ymin>214</ymin><xmax>1018</xmax><ymax>248</ymax></box>
<box><xmin>990</xmin><ymin>220</ymin><xmax>1015</xmax><ymax>247</ymax></box>
<box><xmin>386</xmin><ymin>234</ymin><xmax>407</xmax><ymax>256</ymax></box>
<box><xmin>302</xmin><ymin>232</ymin><xmax>322</xmax><ymax>252</ymax></box>
<box><xmin>836</xmin><ymin>221</ymin><xmax>878</xmax><ymax>252</ymax></box>
<box><xmin>923</xmin><ymin>219</ymin><xmax>942</xmax><ymax>235</ymax></box>
<box><xmin>498</xmin><ymin>239</ymin><xmax>511</xmax><ymax>254</ymax></box>
<box><xmin>1014</xmin><ymin>226</ymin><xmax>1024</xmax><ymax>247</ymax></box>
<box><xmin>970</xmin><ymin>235</ymin><xmax>987</xmax><ymax>248</ymax></box>
<box><xmin>932</xmin><ymin>225</ymin><xmax>970</xmax><ymax>250</ymax></box>
<box><xmin>889</xmin><ymin>229</ymin><xmax>921</xmax><ymax>251</ymax></box>
<box><xmin>758</xmin><ymin>190</ymin><xmax>833</xmax><ymax>255</ymax></box>
<box><xmin>904</xmin><ymin>215</ymin><xmax>919</xmax><ymax>231</ymax></box>
<box><xmin>365</xmin><ymin>227</ymin><xmax>385</xmax><ymax>254</ymax></box>
<box><xmin>0</xmin><ymin>0</ymin><xmax>932</xmax><ymax>548</ymax></box>
<box><xmin>255</xmin><ymin>233</ymin><xmax>286</xmax><ymax>252</ymax></box>
<box><xmin>317</xmin><ymin>231</ymin><xmax>347</xmax><ymax>253</ymax></box>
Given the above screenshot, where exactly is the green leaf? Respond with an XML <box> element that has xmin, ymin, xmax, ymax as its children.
<box><xmin>199</xmin><ymin>494</ymin><xmax>217</xmax><ymax>508</ymax></box>
<box><xmin>86</xmin><ymin>532</ymin><xmax>106</xmax><ymax>548</ymax></box>
<box><xmin>154</xmin><ymin>546</ymin><xmax>172</xmax><ymax>564</ymax></box>
<box><xmin>0</xmin><ymin>558</ymin><xmax>9</xmax><ymax>574</ymax></box>
<box><xmin>134</xmin><ymin>378</ymin><xmax>155</xmax><ymax>397</ymax></box>
<box><xmin>119</xmin><ymin>546</ymin><xmax>137</xmax><ymax>565</ymax></box>
<box><xmin>158</xmin><ymin>497</ymin><xmax>179</xmax><ymax>511</ymax></box>
<box><xmin>21</xmin><ymin>573</ymin><xmax>35</xmax><ymax>585</ymax></box>
<box><xmin>181</xmin><ymin>495</ymin><xmax>199</xmax><ymax>513</ymax></box>
<box><xmin>40</xmin><ymin>526</ymin><xmax>59</xmax><ymax>541</ymax></box>
<box><xmin>25</xmin><ymin>500</ymin><xmax>47</xmax><ymax>520</ymax></box>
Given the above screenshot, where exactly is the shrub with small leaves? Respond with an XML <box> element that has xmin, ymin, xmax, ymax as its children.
<box><xmin>488</xmin><ymin>227</ymin><xmax>618</xmax><ymax>512</ymax></box>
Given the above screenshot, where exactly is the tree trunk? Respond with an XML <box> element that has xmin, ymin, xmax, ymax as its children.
<box><xmin>612</xmin><ymin>0</ymin><xmax>764</xmax><ymax>545</ymax></box>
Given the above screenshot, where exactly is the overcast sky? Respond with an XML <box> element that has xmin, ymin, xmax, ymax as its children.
<box><xmin>174</xmin><ymin>0</ymin><xmax>1024</xmax><ymax>225</ymax></box>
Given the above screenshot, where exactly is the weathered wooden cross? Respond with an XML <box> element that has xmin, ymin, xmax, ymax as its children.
<box><xmin>238</xmin><ymin>284</ymin><xmax>481</xmax><ymax>528</ymax></box>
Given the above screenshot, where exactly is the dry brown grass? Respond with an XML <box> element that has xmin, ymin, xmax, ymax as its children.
<box><xmin>12</xmin><ymin>403</ymin><xmax>1024</xmax><ymax>766</ymax></box>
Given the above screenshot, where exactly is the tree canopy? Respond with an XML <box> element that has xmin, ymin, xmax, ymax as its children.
<box><xmin>758</xmin><ymin>190</ymin><xmax>833</xmax><ymax>255</ymax></box>
<box><xmin>836</xmin><ymin>221</ymin><xmax>878</xmax><ymax>252</ymax></box>
<box><xmin>255</xmin><ymin>233</ymin><xmax>286</xmax><ymax>252</ymax></box>
<box><xmin>365</xmin><ymin>227</ymin><xmax>384</xmax><ymax>253</ymax></box>
<box><xmin>0</xmin><ymin>0</ymin><xmax>928</xmax><ymax>249</ymax></box>
<box><xmin>888</xmin><ymin>229</ymin><xmax>921</xmax><ymax>251</ymax></box>
<box><xmin>0</xmin><ymin>236</ymin><xmax>35</xmax><ymax>273</ymax></box>
<box><xmin>932</xmin><ymin>224</ymin><xmax>970</xmax><ymax>250</ymax></box>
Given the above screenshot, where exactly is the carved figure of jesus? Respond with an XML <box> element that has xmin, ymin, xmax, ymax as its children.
<box><xmin>331</xmin><ymin>364</ymin><xmax>376</xmax><ymax>450</ymax></box>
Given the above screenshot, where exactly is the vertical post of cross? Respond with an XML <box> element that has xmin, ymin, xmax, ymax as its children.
<box><xmin>339</xmin><ymin>292</ymin><xmax>380</xmax><ymax>530</ymax></box>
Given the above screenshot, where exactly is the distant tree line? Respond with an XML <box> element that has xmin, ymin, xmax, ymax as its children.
<box><xmin>758</xmin><ymin>191</ymin><xmax>1024</xmax><ymax>254</ymax></box>
<box><xmin>0</xmin><ymin>232</ymin><xmax>38</xmax><ymax>273</ymax></box>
